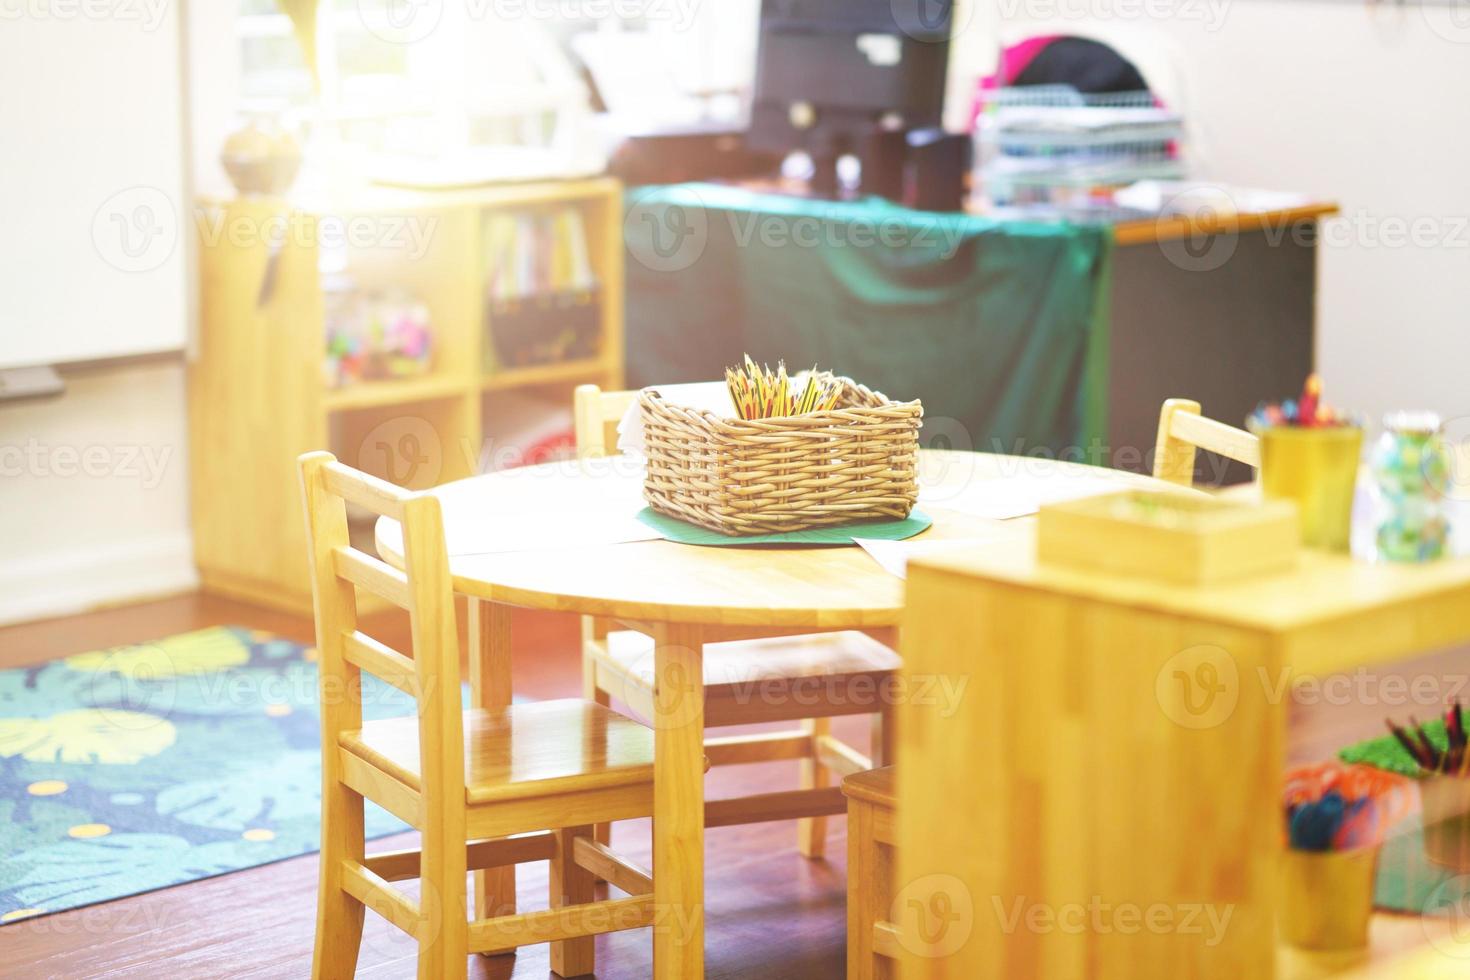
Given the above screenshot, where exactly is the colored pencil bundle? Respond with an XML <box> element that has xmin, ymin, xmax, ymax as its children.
<box><xmin>1282</xmin><ymin>761</ymin><xmax>1413</xmax><ymax>852</ymax></box>
<box><xmin>1250</xmin><ymin>373</ymin><xmax>1353</xmax><ymax>429</ymax></box>
<box><xmin>725</xmin><ymin>355</ymin><xmax>843</xmax><ymax>421</ymax></box>
<box><xmin>1386</xmin><ymin>699</ymin><xmax>1470</xmax><ymax>776</ymax></box>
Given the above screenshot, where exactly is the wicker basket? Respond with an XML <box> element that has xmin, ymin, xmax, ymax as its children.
<box><xmin>640</xmin><ymin>374</ymin><xmax>922</xmax><ymax>535</ymax></box>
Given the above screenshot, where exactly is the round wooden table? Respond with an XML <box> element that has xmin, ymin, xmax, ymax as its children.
<box><xmin>376</xmin><ymin>449</ymin><xmax>1183</xmax><ymax>977</ymax></box>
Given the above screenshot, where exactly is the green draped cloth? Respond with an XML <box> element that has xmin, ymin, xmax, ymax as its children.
<box><xmin>623</xmin><ymin>183</ymin><xmax>1112</xmax><ymax>454</ymax></box>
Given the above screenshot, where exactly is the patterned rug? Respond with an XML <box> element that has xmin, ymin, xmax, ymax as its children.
<box><xmin>0</xmin><ymin>626</ymin><xmax>423</xmax><ymax>925</ymax></box>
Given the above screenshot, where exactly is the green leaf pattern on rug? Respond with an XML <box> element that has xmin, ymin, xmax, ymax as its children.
<box><xmin>155</xmin><ymin>749</ymin><xmax>323</xmax><ymax>832</ymax></box>
<box><xmin>0</xmin><ymin>626</ymin><xmax>420</xmax><ymax>924</ymax></box>
<box><xmin>0</xmin><ymin>709</ymin><xmax>176</xmax><ymax>764</ymax></box>
<box><xmin>65</xmin><ymin>628</ymin><xmax>251</xmax><ymax>677</ymax></box>
<box><xmin>0</xmin><ymin>834</ymin><xmax>247</xmax><ymax>911</ymax></box>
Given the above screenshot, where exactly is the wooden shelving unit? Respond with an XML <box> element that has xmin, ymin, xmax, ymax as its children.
<box><xmin>189</xmin><ymin>178</ymin><xmax>625</xmax><ymax>615</ymax></box>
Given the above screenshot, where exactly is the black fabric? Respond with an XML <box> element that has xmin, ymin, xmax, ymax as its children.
<box><xmin>1011</xmin><ymin>37</ymin><xmax>1149</xmax><ymax>94</ymax></box>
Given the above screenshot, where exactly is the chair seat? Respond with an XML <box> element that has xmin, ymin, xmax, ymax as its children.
<box><xmin>340</xmin><ymin>699</ymin><xmax>654</xmax><ymax>805</ymax></box>
<box><xmin>598</xmin><ymin>629</ymin><xmax>901</xmax><ymax>696</ymax></box>
<box><xmin>842</xmin><ymin>765</ymin><xmax>895</xmax><ymax>809</ymax></box>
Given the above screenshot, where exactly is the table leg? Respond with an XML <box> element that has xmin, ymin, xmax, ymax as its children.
<box><xmin>652</xmin><ymin>622</ymin><xmax>705</xmax><ymax>979</ymax></box>
<box><xmin>467</xmin><ymin>599</ymin><xmax>516</xmax><ymax>932</ymax></box>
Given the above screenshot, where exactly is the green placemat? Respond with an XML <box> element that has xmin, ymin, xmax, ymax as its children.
<box><xmin>1339</xmin><ymin>724</ymin><xmax>1470</xmax><ymax>915</ymax></box>
<box><xmin>636</xmin><ymin>507</ymin><xmax>932</xmax><ymax>546</ymax></box>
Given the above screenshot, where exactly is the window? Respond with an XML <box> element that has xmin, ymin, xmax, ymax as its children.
<box><xmin>231</xmin><ymin>1</ymin><xmax>754</xmax><ymax>157</ymax></box>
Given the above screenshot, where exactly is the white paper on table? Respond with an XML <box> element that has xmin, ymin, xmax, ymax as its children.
<box><xmin>920</xmin><ymin>474</ymin><xmax>1143</xmax><ymax>522</ymax></box>
<box><xmin>1114</xmin><ymin>180</ymin><xmax>1313</xmax><ymax>216</ymax></box>
<box><xmin>445</xmin><ymin>461</ymin><xmax>662</xmax><ymax>556</ymax></box>
<box><xmin>615</xmin><ymin>374</ymin><xmax>829</xmax><ymax>458</ymax></box>
<box><xmin>854</xmin><ymin>536</ymin><xmax>1009</xmax><ymax>580</ymax></box>
<box><xmin>616</xmin><ymin>380</ymin><xmax>736</xmax><ymax>459</ymax></box>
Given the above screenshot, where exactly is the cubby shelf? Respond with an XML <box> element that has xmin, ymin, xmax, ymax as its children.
<box><xmin>482</xmin><ymin>357</ymin><xmax>609</xmax><ymax>391</ymax></box>
<box><xmin>323</xmin><ymin>374</ymin><xmax>475</xmax><ymax>412</ymax></box>
<box><xmin>190</xmin><ymin>178</ymin><xmax>625</xmax><ymax>615</ymax></box>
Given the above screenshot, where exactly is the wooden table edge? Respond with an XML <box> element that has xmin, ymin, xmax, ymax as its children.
<box><xmin>1113</xmin><ymin>202</ymin><xmax>1341</xmax><ymax>247</ymax></box>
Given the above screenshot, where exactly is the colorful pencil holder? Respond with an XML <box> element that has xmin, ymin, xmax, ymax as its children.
<box><xmin>1257</xmin><ymin>425</ymin><xmax>1363</xmax><ymax>552</ymax></box>
<box><xmin>1277</xmin><ymin>845</ymin><xmax>1380</xmax><ymax>950</ymax></box>
<box><xmin>1420</xmin><ymin>777</ymin><xmax>1470</xmax><ymax>873</ymax></box>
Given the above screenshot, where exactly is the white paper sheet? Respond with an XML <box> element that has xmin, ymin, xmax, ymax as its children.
<box><xmin>854</xmin><ymin>536</ymin><xmax>1009</xmax><ymax>580</ymax></box>
<box><xmin>616</xmin><ymin>380</ymin><xmax>735</xmax><ymax>459</ymax></box>
<box><xmin>445</xmin><ymin>461</ymin><xmax>662</xmax><ymax>556</ymax></box>
<box><xmin>920</xmin><ymin>474</ymin><xmax>1134</xmax><ymax>522</ymax></box>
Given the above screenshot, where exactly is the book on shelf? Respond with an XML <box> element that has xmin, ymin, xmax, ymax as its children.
<box><xmin>483</xmin><ymin>208</ymin><xmax>602</xmax><ymax>370</ymax></box>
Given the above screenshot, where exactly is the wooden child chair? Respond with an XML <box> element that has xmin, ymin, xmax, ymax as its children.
<box><xmin>843</xmin><ymin>766</ymin><xmax>899</xmax><ymax>979</ymax></box>
<box><xmin>572</xmin><ymin>384</ymin><xmax>900</xmax><ymax>857</ymax></box>
<box><xmin>299</xmin><ymin>451</ymin><xmax>658</xmax><ymax>980</ymax></box>
<box><xmin>1153</xmin><ymin>397</ymin><xmax>1261</xmax><ymax>488</ymax></box>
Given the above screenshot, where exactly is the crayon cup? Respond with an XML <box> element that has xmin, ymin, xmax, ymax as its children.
<box><xmin>1256</xmin><ymin>425</ymin><xmax>1364</xmax><ymax>552</ymax></box>
<box><xmin>1420</xmin><ymin>777</ymin><xmax>1470</xmax><ymax>873</ymax></box>
<box><xmin>1278</xmin><ymin>845</ymin><xmax>1380</xmax><ymax>950</ymax></box>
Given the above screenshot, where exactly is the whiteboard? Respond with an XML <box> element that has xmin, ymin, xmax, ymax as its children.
<box><xmin>0</xmin><ymin>7</ymin><xmax>188</xmax><ymax>369</ymax></box>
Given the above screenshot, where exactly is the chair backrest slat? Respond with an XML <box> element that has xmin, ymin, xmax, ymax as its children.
<box><xmin>342</xmin><ymin>629</ymin><xmax>418</xmax><ymax>696</ymax></box>
<box><xmin>322</xmin><ymin>460</ymin><xmax>408</xmax><ymax>521</ymax></box>
<box><xmin>333</xmin><ymin>546</ymin><xmax>412</xmax><ymax>609</ymax></box>
<box><xmin>298</xmin><ymin>451</ymin><xmax>468</xmax><ymax>821</ymax></box>
<box><xmin>1152</xmin><ymin>398</ymin><xmax>1261</xmax><ymax>487</ymax></box>
<box><xmin>574</xmin><ymin>383</ymin><xmax>638</xmax><ymax>459</ymax></box>
<box><xmin>1170</xmin><ymin>410</ymin><xmax>1261</xmax><ymax>469</ymax></box>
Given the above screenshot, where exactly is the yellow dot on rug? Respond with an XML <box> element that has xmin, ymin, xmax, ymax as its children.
<box><xmin>303</xmin><ymin>647</ymin><xmax>319</xmax><ymax>662</ymax></box>
<box><xmin>27</xmin><ymin>780</ymin><xmax>68</xmax><ymax>797</ymax></box>
<box><xmin>242</xmin><ymin>828</ymin><xmax>276</xmax><ymax>842</ymax></box>
<box><xmin>264</xmin><ymin>703</ymin><xmax>292</xmax><ymax>717</ymax></box>
<box><xmin>1</xmin><ymin>909</ymin><xmax>43</xmax><ymax>923</ymax></box>
<box><xmin>250</xmin><ymin>630</ymin><xmax>272</xmax><ymax>642</ymax></box>
<box><xmin>68</xmin><ymin>823</ymin><xmax>111</xmax><ymax>839</ymax></box>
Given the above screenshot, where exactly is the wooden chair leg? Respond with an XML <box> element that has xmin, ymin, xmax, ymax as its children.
<box><xmin>312</xmin><ymin>781</ymin><xmax>366</xmax><ymax>980</ymax></box>
<box><xmin>470</xmin><ymin>600</ymin><xmax>516</xmax><ymax>935</ymax></box>
<box><xmin>874</xmin><ymin>837</ymin><xmax>897</xmax><ymax>980</ymax></box>
<box><xmin>583</xmin><ymin>653</ymin><xmax>614</xmax><ymax>849</ymax></box>
<box><xmin>798</xmin><ymin>717</ymin><xmax>831</xmax><ymax>859</ymax></box>
<box><xmin>848</xmin><ymin>798</ymin><xmax>876</xmax><ymax>980</ymax></box>
<box><xmin>417</xmin><ymin>807</ymin><xmax>469</xmax><ymax>980</ymax></box>
<box><xmin>550</xmin><ymin>825</ymin><xmax>597</xmax><ymax>977</ymax></box>
<box><xmin>873</xmin><ymin>701</ymin><xmax>897</xmax><ymax>767</ymax></box>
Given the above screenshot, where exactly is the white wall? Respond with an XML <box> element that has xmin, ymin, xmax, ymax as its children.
<box><xmin>0</xmin><ymin>2</ymin><xmax>232</xmax><ymax>626</ymax></box>
<box><xmin>0</xmin><ymin>3</ymin><xmax>189</xmax><ymax>370</ymax></box>
<box><xmin>0</xmin><ymin>361</ymin><xmax>196</xmax><ymax>626</ymax></box>
<box><xmin>952</xmin><ymin>0</ymin><xmax>1470</xmax><ymax>426</ymax></box>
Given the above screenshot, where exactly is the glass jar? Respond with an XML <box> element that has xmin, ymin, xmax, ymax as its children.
<box><xmin>1371</xmin><ymin>412</ymin><xmax>1451</xmax><ymax>562</ymax></box>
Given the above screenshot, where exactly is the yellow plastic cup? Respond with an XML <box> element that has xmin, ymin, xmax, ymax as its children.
<box><xmin>1421</xmin><ymin>776</ymin><xmax>1470</xmax><ymax>873</ymax></box>
<box><xmin>1278</xmin><ymin>846</ymin><xmax>1380</xmax><ymax>950</ymax></box>
<box><xmin>1256</xmin><ymin>426</ymin><xmax>1363</xmax><ymax>552</ymax></box>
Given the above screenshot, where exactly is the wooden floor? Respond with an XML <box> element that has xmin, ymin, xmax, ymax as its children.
<box><xmin>3</xmin><ymin>592</ymin><xmax>1467</xmax><ymax>978</ymax></box>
